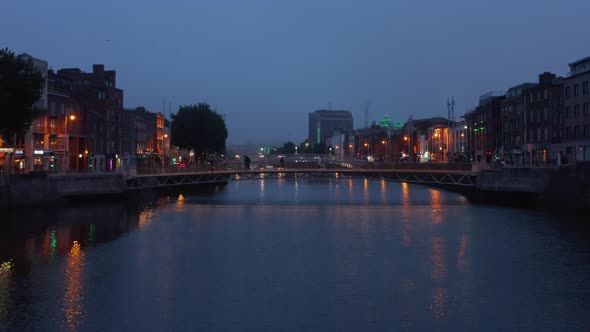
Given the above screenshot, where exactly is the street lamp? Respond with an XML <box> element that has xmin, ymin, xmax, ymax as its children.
<box><xmin>64</xmin><ymin>113</ymin><xmax>76</xmax><ymax>172</ymax></box>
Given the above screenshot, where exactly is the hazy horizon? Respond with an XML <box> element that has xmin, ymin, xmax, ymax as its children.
<box><xmin>2</xmin><ymin>0</ymin><xmax>589</xmax><ymax>145</ymax></box>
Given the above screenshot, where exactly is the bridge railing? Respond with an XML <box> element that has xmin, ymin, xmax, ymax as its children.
<box><xmin>135</xmin><ymin>160</ymin><xmax>473</xmax><ymax>175</ymax></box>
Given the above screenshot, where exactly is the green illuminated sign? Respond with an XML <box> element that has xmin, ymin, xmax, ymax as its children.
<box><xmin>317</xmin><ymin>128</ymin><xmax>321</xmax><ymax>144</ymax></box>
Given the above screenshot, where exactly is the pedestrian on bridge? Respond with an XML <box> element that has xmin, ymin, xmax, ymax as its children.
<box><xmin>280</xmin><ymin>156</ymin><xmax>285</xmax><ymax>169</ymax></box>
<box><xmin>244</xmin><ymin>155</ymin><xmax>251</xmax><ymax>170</ymax></box>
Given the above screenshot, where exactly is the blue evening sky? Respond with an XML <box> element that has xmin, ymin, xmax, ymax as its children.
<box><xmin>2</xmin><ymin>0</ymin><xmax>589</xmax><ymax>144</ymax></box>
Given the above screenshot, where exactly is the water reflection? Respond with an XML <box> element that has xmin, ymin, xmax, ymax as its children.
<box><xmin>176</xmin><ymin>194</ymin><xmax>185</xmax><ymax>207</ymax></box>
<box><xmin>401</xmin><ymin>182</ymin><xmax>410</xmax><ymax>207</ymax></box>
<box><xmin>0</xmin><ymin>260</ymin><xmax>13</xmax><ymax>325</ymax></box>
<box><xmin>1</xmin><ymin>179</ymin><xmax>589</xmax><ymax>331</ymax></box>
<box><xmin>431</xmin><ymin>287</ymin><xmax>448</xmax><ymax>320</ymax></box>
<box><xmin>41</xmin><ymin>229</ymin><xmax>58</xmax><ymax>262</ymax></box>
<box><xmin>430</xmin><ymin>189</ymin><xmax>443</xmax><ymax>224</ymax></box>
<box><xmin>458</xmin><ymin>234</ymin><xmax>469</xmax><ymax>273</ymax></box>
<box><xmin>63</xmin><ymin>241</ymin><xmax>85</xmax><ymax>331</ymax></box>
<box><xmin>431</xmin><ymin>237</ymin><xmax>447</xmax><ymax>280</ymax></box>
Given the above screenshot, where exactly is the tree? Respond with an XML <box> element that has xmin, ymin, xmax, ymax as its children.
<box><xmin>282</xmin><ymin>141</ymin><xmax>296</xmax><ymax>154</ymax></box>
<box><xmin>171</xmin><ymin>103</ymin><xmax>228</xmax><ymax>155</ymax></box>
<box><xmin>0</xmin><ymin>48</ymin><xmax>45</xmax><ymax>144</ymax></box>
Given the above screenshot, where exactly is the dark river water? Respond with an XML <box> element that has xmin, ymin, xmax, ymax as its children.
<box><xmin>1</xmin><ymin>178</ymin><xmax>590</xmax><ymax>331</ymax></box>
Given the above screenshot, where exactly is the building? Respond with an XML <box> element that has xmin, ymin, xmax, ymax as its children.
<box><xmin>308</xmin><ymin>110</ymin><xmax>353</xmax><ymax>152</ymax></box>
<box><xmin>563</xmin><ymin>56</ymin><xmax>590</xmax><ymax>162</ymax></box>
<box><xmin>521</xmin><ymin>72</ymin><xmax>564</xmax><ymax>165</ymax></box>
<box><xmin>501</xmin><ymin>83</ymin><xmax>536</xmax><ymax>165</ymax></box>
<box><xmin>58</xmin><ymin>64</ymin><xmax>124</xmax><ymax>172</ymax></box>
<box><xmin>450</xmin><ymin>117</ymin><xmax>468</xmax><ymax>162</ymax></box>
<box><xmin>122</xmin><ymin>107</ymin><xmax>166</xmax><ymax>168</ymax></box>
<box><xmin>326</xmin><ymin>130</ymin><xmax>347</xmax><ymax>159</ymax></box>
<box><xmin>47</xmin><ymin>70</ymin><xmax>85</xmax><ymax>172</ymax></box>
<box><xmin>464</xmin><ymin>92</ymin><xmax>505</xmax><ymax>163</ymax></box>
<box><xmin>19</xmin><ymin>54</ymin><xmax>48</xmax><ymax>173</ymax></box>
<box><xmin>352</xmin><ymin>125</ymin><xmax>390</xmax><ymax>161</ymax></box>
<box><xmin>402</xmin><ymin>117</ymin><xmax>449</xmax><ymax>162</ymax></box>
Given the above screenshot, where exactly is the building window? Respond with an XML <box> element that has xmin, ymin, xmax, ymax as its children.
<box><xmin>574</xmin><ymin>105</ymin><xmax>580</xmax><ymax>118</ymax></box>
<box><xmin>583</xmin><ymin>81</ymin><xmax>589</xmax><ymax>95</ymax></box>
<box><xmin>574</xmin><ymin>84</ymin><xmax>579</xmax><ymax>97</ymax></box>
<box><xmin>544</xmin><ymin>108</ymin><xmax>548</xmax><ymax>121</ymax></box>
<box><xmin>50</xmin><ymin>102</ymin><xmax>56</xmax><ymax>116</ymax></box>
<box><xmin>584</xmin><ymin>103</ymin><xmax>589</xmax><ymax>117</ymax></box>
<box><xmin>544</xmin><ymin>89</ymin><xmax>548</xmax><ymax>99</ymax></box>
<box><xmin>545</xmin><ymin>127</ymin><xmax>548</xmax><ymax>141</ymax></box>
<box><xmin>574</xmin><ymin>126</ymin><xmax>580</xmax><ymax>137</ymax></box>
<box><xmin>584</xmin><ymin>124</ymin><xmax>590</xmax><ymax>137</ymax></box>
<box><xmin>566</xmin><ymin>126</ymin><xmax>571</xmax><ymax>138</ymax></box>
<box><xmin>565</xmin><ymin>107</ymin><xmax>571</xmax><ymax>119</ymax></box>
<box><xmin>565</xmin><ymin>86</ymin><xmax>571</xmax><ymax>98</ymax></box>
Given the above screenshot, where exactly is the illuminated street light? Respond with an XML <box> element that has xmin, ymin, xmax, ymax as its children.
<box><xmin>363</xmin><ymin>143</ymin><xmax>368</xmax><ymax>147</ymax></box>
<box><xmin>69</xmin><ymin>114</ymin><xmax>76</xmax><ymax>121</ymax></box>
<box><xmin>403</xmin><ymin>136</ymin><xmax>408</xmax><ymax>141</ymax></box>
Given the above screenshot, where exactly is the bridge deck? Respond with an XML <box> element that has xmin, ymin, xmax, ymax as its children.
<box><xmin>127</xmin><ymin>168</ymin><xmax>477</xmax><ymax>190</ymax></box>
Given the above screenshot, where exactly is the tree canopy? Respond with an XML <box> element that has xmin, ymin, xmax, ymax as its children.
<box><xmin>171</xmin><ymin>103</ymin><xmax>228</xmax><ymax>155</ymax></box>
<box><xmin>0</xmin><ymin>48</ymin><xmax>45</xmax><ymax>143</ymax></box>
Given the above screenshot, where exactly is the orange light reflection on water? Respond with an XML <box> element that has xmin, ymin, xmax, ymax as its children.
<box><xmin>401</xmin><ymin>182</ymin><xmax>410</xmax><ymax>207</ymax></box>
<box><xmin>429</xmin><ymin>189</ymin><xmax>443</xmax><ymax>224</ymax></box>
<box><xmin>431</xmin><ymin>237</ymin><xmax>447</xmax><ymax>280</ymax></box>
<box><xmin>431</xmin><ymin>287</ymin><xmax>448</xmax><ymax>320</ymax></box>
<box><xmin>63</xmin><ymin>241</ymin><xmax>85</xmax><ymax>332</ymax></box>
<box><xmin>0</xmin><ymin>260</ymin><xmax>14</xmax><ymax>322</ymax></box>
<box><xmin>458</xmin><ymin>234</ymin><xmax>469</xmax><ymax>272</ymax></box>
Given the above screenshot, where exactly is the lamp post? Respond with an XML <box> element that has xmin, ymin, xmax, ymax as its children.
<box><xmin>64</xmin><ymin>114</ymin><xmax>75</xmax><ymax>172</ymax></box>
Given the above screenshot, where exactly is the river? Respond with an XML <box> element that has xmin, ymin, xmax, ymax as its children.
<box><xmin>1</xmin><ymin>178</ymin><xmax>589</xmax><ymax>331</ymax></box>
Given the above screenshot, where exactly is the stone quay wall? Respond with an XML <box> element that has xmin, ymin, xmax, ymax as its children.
<box><xmin>476</xmin><ymin>163</ymin><xmax>590</xmax><ymax>208</ymax></box>
<box><xmin>0</xmin><ymin>173</ymin><xmax>127</xmax><ymax>209</ymax></box>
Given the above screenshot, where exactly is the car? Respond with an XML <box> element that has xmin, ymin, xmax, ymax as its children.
<box><xmin>176</xmin><ymin>162</ymin><xmax>186</xmax><ymax>168</ymax></box>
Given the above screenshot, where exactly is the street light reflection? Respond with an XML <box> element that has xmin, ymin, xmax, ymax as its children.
<box><xmin>431</xmin><ymin>237</ymin><xmax>447</xmax><ymax>280</ymax></box>
<box><xmin>429</xmin><ymin>189</ymin><xmax>443</xmax><ymax>224</ymax></box>
<box><xmin>401</xmin><ymin>182</ymin><xmax>410</xmax><ymax>207</ymax></box>
<box><xmin>0</xmin><ymin>259</ymin><xmax>13</xmax><ymax>324</ymax></box>
<box><xmin>64</xmin><ymin>241</ymin><xmax>85</xmax><ymax>331</ymax></box>
<box><xmin>176</xmin><ymin>194</ymin><xmax>185</xmax><ymax>207</ymax></box>
<box><xmin>431</xmin><ymin>287</ymin><xmax>448</xmax><ymax>320</ymax></box>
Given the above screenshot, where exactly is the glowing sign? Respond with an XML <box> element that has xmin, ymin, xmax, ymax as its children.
<box><xmin>317</xmin><ymin>128</ymin><xmax>320</xmax><ymax>144</ymax></box>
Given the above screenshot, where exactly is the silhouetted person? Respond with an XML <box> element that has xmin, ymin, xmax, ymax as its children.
<box><xmin>210</xmin><ymin>158</ymin><xmax>216</xmax><ymax>172</ymax></box>
<box><xmin>244</xmin><ymin>155</ymin><xmax>251</xmax><ymax>170</ymax></box>
<box><xmin>280</xmin><ymin>156</ymin><xmax>285</xmax><ymax>169</ymax></box>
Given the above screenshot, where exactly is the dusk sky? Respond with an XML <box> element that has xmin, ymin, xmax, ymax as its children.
<box><xmin>2</xmin><ymin>0</ymin><xmax>589</xmax><ymax>145</ymax></box>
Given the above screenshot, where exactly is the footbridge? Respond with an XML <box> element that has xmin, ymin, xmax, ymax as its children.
<box><xmin>126</xmin><ymin>161</ymin><xmax>476</xmax><ymax>190</ymax></box>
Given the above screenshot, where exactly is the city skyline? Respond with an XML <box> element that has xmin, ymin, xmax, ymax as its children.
<box><xmin>2</xmin><ymin>0</ymin><xmax>590</xmax><ymax>144</ymax></box>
